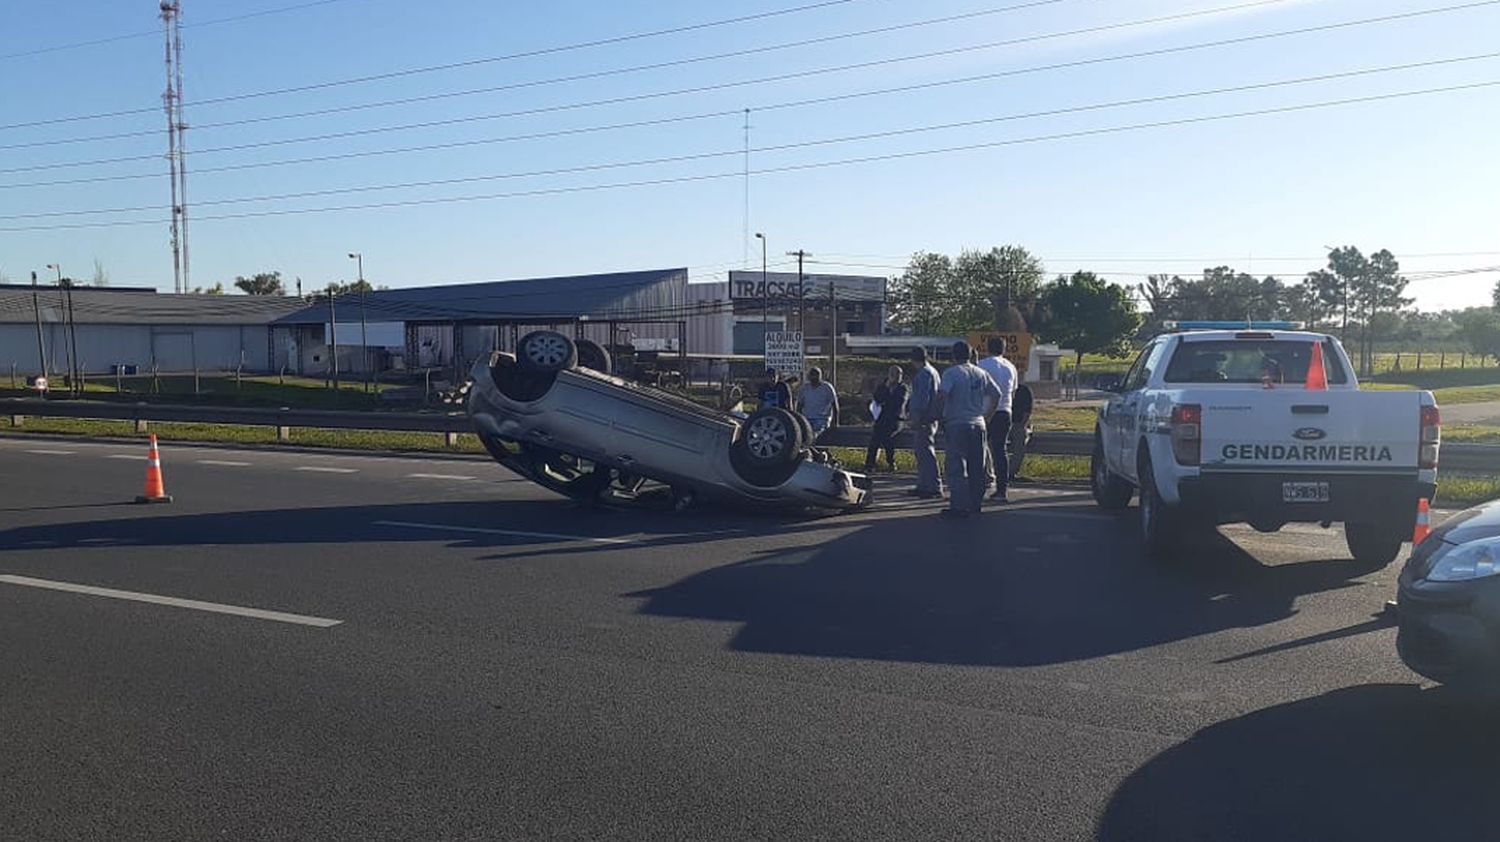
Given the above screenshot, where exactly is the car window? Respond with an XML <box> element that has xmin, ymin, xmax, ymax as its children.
<box><xmin>1121</xmin><ymin>341</ymin><xmax>1162</xmax><ymax>392</ymax></box>
<box><xmin>1162</xmin><ymin>339</ymin><xmax>1349</xmax><ymax>385</ymax></box>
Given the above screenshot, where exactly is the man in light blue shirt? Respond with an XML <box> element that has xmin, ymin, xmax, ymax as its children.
<box><xmin>905</xmin><ymin>346</ymin><xmax>943</xmax><ymax>498</ymax></box>
<box><xmin>976</xmin><ymin>337</ymin><xmax>1019</xmax><ymax>501</ymax></box>
<box><xmin>937</xmin><ymin>341</ymin><xmax>1002</xmax><ymax>515</ymax></box>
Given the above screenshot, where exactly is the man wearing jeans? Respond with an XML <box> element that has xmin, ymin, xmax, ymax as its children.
<box><xmin>796</xmin><ymin>366</ymin><xmax>839</xmax><ymax>440</ymax></box>
<box><xmin>937</xmin><ymin>341</ymin><xmax>1002</xmax><ymax>516</ymax></box>
<box><xmin>906</xmin><ymin>346</ymin><xmax>943</xmax><ymax>498</ymax></box>
<box><xmin>976</xmin><ymin>337</ymin><xmax>1018</xmax><ymax>502</ymax></box>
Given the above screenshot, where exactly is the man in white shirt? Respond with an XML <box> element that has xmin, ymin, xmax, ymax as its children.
<box><xmin>976</xmin><ymin>337</ymin><xmax>1019</xmax><ymax>502</ymax></box>
<box><xmin>937</xmin><ymin>341</ymin><xmax>1002</xmax><ymax>516</ymax></box>
<box><xmin>796</xmin><ymin>366</ymin><xmax>839</xmax><ymax>440</ymax></box>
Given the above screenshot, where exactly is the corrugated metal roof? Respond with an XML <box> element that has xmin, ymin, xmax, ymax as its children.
<box><xmin>273</xmin><ymin>268</ymin><xmax>689</xmax><ymax>325</ymax></box>
<box><xmin>0</xmin><ymin>285</ymin><xmax>305</xmax><ymax>325</ymax></box>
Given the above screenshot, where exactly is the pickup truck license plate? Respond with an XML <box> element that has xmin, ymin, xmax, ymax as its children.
<box><xmin>1282</xmin><ymin>481</ymin><xmax>1331</xmax><ymax>503</ymax></box>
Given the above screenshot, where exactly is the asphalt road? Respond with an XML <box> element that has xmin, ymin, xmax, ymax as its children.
<box><xmin>2</xmin><ymin>434</ymin><xmax>1497</xmax><ymax>841</ymax></box>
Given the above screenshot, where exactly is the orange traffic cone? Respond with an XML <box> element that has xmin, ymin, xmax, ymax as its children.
<box><xmin>1305</xmin><ymin>340</ymin><xmax>1328</xmax><ymax>391</ymax></box>
<box><xmin>1412</xmin><ymin>498</ymin><xmax>1431</xmax><ymax>545</ymax></box>
<box><xmin>134</xmin><ymin>433</ymin><xmax>173</xmax><ymax>504</ymax></box>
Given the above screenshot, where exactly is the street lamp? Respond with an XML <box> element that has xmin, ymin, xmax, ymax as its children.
<box><xmin>348</xmin><ymin>252</ymin><xmax>370</xmax><ymax>392</ymax></box>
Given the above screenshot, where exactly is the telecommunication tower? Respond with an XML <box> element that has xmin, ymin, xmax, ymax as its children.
<box><xmin>160</xmin><ymin>1</ymin><xmax>189</xmax><ymax>293</ymax></box>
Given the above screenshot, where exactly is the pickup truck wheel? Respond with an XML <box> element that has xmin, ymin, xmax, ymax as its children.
<box><xmin>1138</xmin><ymin>459</ymin><xmax>1183</xmax><ymax>562</ymax></box>
<box><xmin>730</xmin><ymin>407</ymin><xmax>805</xmax><ymax>487</ymax></box>
<box><xmin>1091</xmin><ymin>437</ymin><xmax>1133</xmax><ymax>510</ymax></box>
<box><xmin>517</xmin><ymin>330</ymin><xmax>577</xmax><ymax>373</ymax></box>
<box><xmin>1345</xmin><ymin>522</ymin><xmax>1404</xmax><ymax>569</ymax></box>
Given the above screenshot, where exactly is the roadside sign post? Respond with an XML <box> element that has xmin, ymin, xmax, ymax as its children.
<box><xmin>764</xmin><ymin>330</ymin><xmax>805</xmax><ymax>383</ymax></box>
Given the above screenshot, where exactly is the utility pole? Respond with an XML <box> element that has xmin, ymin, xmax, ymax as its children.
<box><xmin>29</xmin><ymin>271</ymin><xmax>48</xmax><ymax>387</ymax></box>
<box><xmin>829</xmin><ymin>281</ymin><xmax>838</xmax><ymax>396</ymax></box>
<box><xmin>742</xmin><ymin>108</ymin><xmax>751</xmax><ymax>269</ymax></box>
<box><xmin>786</xmin><ymin>249</ymin><xmax>811</xmax><ymax>334</ymax></box>
<box><xmin>754</xmin><ymin>232</ymin><xmax>767</xmax><ymax>340</ymax></box>
<box><xmin>47</xmin><ymin>264</ymin><xmax>77</xmax><ymax>394</ymax></box>
<box><xmin>349</xmin><ymin>252</ymin><xmax>369</xmax><ymax>392</ymax></box>
<box><xmin>64</xmin><ymin>280</ymin><xmax>80</xmax><ymax>395</ymax></box>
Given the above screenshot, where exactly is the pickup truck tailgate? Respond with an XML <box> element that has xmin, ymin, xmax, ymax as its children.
<box><xmin>1198</xmin><ymin>391</ymin><xmax>1422</xmax><ymax>474</ymax></box>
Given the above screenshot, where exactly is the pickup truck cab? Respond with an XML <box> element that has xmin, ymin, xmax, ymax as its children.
<box><xmin>1090</xmin><ymin>329</ymin><xmax>1439</xmax><ymax>566</ymax></box>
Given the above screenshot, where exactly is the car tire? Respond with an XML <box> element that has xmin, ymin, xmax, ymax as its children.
<box><xmin>1138</xmin><ymin>457</ymin><xmax>1183</xmax><ymax>562</ymax></box>
<box><xmin>791</xmin><ymin>411</ymin><xmax>815</xmax><ymax>447</ymax></box>
<box><xmin>517</xmin><ymin>330</ymin><xmax>577</xmax><ymax>373</ymax></box>
<box><xmin>730</xmin><ymin>407</ymin><xmax>804</xmax><ymax>487</ymax></box>
<box><xmin>1091</xmin><ymin>435</ymin><xmax>1133</xmax><ymax>510</ymax></box>
<box><xmin>1345</xmin><ymin>522</ymin><xmax>1404</xmax><ymax>569</ymax></box>
<box><xmin>575</xmin><ymin>339</ymin><xmax>612</xmax><ymax>374</ymax></box>
<box><xmin>490</xmin><ymin>354</ymin><xmax>555</xmax><ymax>402</ymax></box>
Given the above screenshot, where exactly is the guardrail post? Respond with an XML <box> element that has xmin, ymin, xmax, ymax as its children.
<box><xmin>9</xmin><ymin>414</ymin><xmax>22</xmax><ymax>427</ymax></box>
<box><xmin>276</xmin><ymin>408</ymin><xmax>291</xmax><ymax>442</ymax></box>
<box><xmin>134</xmin><ymin>418</ymin><xmax>149</xmax><ymax>433</ymax></box>
<box><xmin>444</xmin><ymin>431</ymin><xmax>459</xmax><ymax>448</ymax></box>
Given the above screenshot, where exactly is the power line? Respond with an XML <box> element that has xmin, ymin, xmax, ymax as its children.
<box><xmin>0</xmin><ymin>0</ymin><xmax>883</xmax><ymax>131</ymax></box>
<box><xmin>1</xmin><ymin>77</ymin><xmax>1495</xmax><ymax>234</ymax></box>
<box><xmin>4</xmin><ymin>53</ymin><xmax>1496</xmax><ymax>221</ymax></box>
<box><xmin>0</xmin><ymin>0</ymin><xmax>368</xmax><ymax>62</ymax></box>
<box><xmin>3</xmin><ymin>0</ymin><xmax>1487</xmax><ymax>187</ymax></box>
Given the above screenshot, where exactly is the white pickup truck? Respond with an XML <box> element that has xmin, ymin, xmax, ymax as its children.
<box><xmin>1090</xmin><ymin>329</ymin><xmax>1440</xmax><ymax>566</ymax></box>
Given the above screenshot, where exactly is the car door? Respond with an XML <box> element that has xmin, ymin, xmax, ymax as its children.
<box><xmin>1104</xmin><ymin>346</ymin><xmax>1150</xmax><ymax>476</ymax></box>
<box><xmin>1118</xmin><ymin>339</ymin><xmax>1169</xmax><ymax>481</ymax></box>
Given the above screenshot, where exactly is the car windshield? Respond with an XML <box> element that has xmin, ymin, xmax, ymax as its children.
<box><xmin>1163</xmin><ymin>339</ymin><xmax>1349</xmax><ymax>385</ymax></box>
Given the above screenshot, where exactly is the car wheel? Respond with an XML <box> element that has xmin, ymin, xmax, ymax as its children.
<box><xmin>1090</xmin><ymin>436</ymin><xmax>1133</xmax><ymax>510</ymax></box>
<box><xmin>730</xmin><ymin>407</ymin><xmax>805</xmax><ymax>487</ymax></box>
<box><xmin>517</xmin><ymin>330</ymin><xmax>577</xmax><ymax>373</ymax></box>
<box><xmin>1138</xmin><ymin>458</ymin><xmax>1183</xmax><ymax>562</ymax></box>
<box><xmin>1345</xmin><ymin>522</ymin><xmax>1404</xmax><ymax>569</ymax></box>
<box><xmin>490</xmin><ymin>355</ymin><xmax>555</xmax><ymax>402</ymax></box>
<box><xmin>574</xmin><ymin>339</ymin><xmax>612</xmax><ymax>374</ymax></box>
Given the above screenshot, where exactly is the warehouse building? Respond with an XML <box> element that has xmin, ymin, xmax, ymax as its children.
<box><xmin>0</xmin><ymin>284</ymin><xmax>302</xmax><ymax>376</ymax></box>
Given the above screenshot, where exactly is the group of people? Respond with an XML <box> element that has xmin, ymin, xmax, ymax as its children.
<box><xmin>755</xmin><ymin>337</ymin><xmax>1034</xmax><ymax>516</ymax></box>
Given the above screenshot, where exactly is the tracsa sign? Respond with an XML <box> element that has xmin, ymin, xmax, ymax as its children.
<box><xmin>727</xmin><ymin>270</ymin><xmax>886</xmax><ymax>303</ymax></box>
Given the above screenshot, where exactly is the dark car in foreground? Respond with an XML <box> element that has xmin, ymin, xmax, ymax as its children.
<box><xmin>1398</xmin><ymin>498</ymin><xmax>1500</xmax><ymax>689</ymax></box>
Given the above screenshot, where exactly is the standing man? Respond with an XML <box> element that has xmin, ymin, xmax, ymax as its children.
<box><xmin>937</xmin><ymin>341</ymin><xmax>1001</xmax><ymax>516</ymax></box>
<box><xmin>976</xmin><ymin>337</ymin><xmax>1018</xmax><ymax>502</ymax></box>
<box><xmin>1009</xmin><ymin>376</ymin><xmax>1034</xmax><ymax>482</ymax></box>
<box><xmin>757</xmin><ymin>368</ymin><xmax>791</xmax><ymax>410</ymax></box>
<box><xmin>796</xmin><ymin>366</ymin><xmax>839</xmax><ymax>440</ymax></box>
<box><xmin>906</xmin><ymin>346</ymin><xmax>943</xmax><ymax>498</ymax></box>
<box><xmin>865</xmin><ymin>365</ymin><xmax>907</xmax><ymax>472</ymax></box>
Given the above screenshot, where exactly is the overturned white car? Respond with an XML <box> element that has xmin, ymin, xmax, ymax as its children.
<box><xmin>467</xmin><ymin>330</ymin><xmax>871</xmax><ymax>511</ymax></box>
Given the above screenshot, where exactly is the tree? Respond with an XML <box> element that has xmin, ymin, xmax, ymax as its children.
<box><xmin>191</xmin><ymin>282</ymin><xmax>225</xmax><ymax>295</ymax></box>
<box><xmin>91</xmin><ymin>258</ymin><xmax>110</xmax><ymax>287</ymax></box>
<box><xmin>1492</xmin><ymin>279</ymin><xmax>1500</xmax><ymax>311</ymax></box>
<box><xmin>1454</xmin><ymin>308</ymin><xmax>1500</xmax><ymax>362</ymax></box>
<box><xmin>889</xmin><ymin>252</ymin><xmax>956</xmax><ymax>335</ymax></box>
<box><xmin>1036</xmin><ymin>271</ymin><xmax>1142</xmax><ymax>369</ymax></box>
<box><xmin>233</xmin><ymin>271</ymin><xmax>285</xmax><ymax>296</ymax></box>
<box><xmin>325</xmin><ymin>279</ymin><xmax>374</xmax><ymax>296</ymax></box>
<box><xmin>951</xmin><ymin>245</ymin><xmax>1045</xmax><ymax>330</ymax></box>
<box><xmin>1327</xmin><ymin>246</ymin><xmax>1411</xmax><ymax>375</ymax></box>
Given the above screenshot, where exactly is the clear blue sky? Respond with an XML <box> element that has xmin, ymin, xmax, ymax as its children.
<box><xmin>1</xmin><ymin>0</ymin><xmax>1496</xmax><ymax>310</ymax></box>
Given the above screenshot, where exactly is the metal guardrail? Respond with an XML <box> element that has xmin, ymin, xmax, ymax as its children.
<box><xmin>4</xmin><ymin>398</ymin><xmax>1497</xmax><ymax>473</ymax></box>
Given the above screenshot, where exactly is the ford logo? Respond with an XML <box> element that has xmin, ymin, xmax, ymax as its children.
<box><xmin>1293</xmin><ymin>427</ymin><xmax>1327</xmax><ymax>441</ymax></box>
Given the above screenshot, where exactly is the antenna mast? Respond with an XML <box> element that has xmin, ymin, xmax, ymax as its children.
<box><xmin>160</xmin><ymin>1</ymin><xmax>188</xmax><ymax>293</ymax></box>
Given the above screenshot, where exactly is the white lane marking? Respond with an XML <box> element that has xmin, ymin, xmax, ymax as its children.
<box><xmin>107</xmin><ymin>453</ymin><xmax>148</xmax><ymax>461</ymax></box>
<box><xmin>197</xmin><ymin>459</ymin><xmax>251</xmax><ymax>467</ymax></box>
<box><xmin>294</xmin><ymin>466</ymin><xmax>358</xmax><ymax>474</ymax></box>
<box><xmin>374</xmin><ymin>519</ymin><xmax>635</xmax><ymax>545</ymax></box>
<box><xmin>407</xmin><ymin>473</ymin><xmax>477</xmax><ymax>481</ymax></box>
<box><xmin>0</xmin><ymin>575</ymin><xmax>342</xmax><ymax>628</ymax></box>
<box><xmin>24</xmin><ymin>449</ymin><xmax>75</xmax><ymax>455</ymax></box>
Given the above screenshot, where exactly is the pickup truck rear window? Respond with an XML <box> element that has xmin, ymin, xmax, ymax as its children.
<box><xmin>1162</xmin><ymin>339</ymin><xmax>1349</xmax><ymax>385</ymax></box>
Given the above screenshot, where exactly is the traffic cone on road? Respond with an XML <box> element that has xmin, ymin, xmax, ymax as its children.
<box><xmin>133</xmin><ymin>434</ymin><xmax>173</xmax><ymax>504</ymax></box>
<box><xmin>1412</xmin><ymin>498</ymin><xmax>1431</xmax><ymax>545</ymax></box>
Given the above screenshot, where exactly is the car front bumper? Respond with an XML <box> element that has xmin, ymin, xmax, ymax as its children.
<box><xmin>1397</xmin><ymin>571</ymin><xmax>1500</xmax><ymax>687</ymax></box>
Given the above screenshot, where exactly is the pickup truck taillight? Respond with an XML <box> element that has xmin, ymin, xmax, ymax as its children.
<box><xmin>1170</xmin><ymin>403</ymin><xmax>1202</xmax><ymax>466</ymax></box>
<box><xmin>1420</xmin><ymin>405</ymin><xmax>1441</xmax><ymax>469</ymax></box>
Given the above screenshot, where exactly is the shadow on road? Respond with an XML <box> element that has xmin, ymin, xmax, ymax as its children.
<box><xmin>1096</xmin><ymin>684</ymin><xmax>1500</xmax><ymax>842</ymax></box>
<box><xmin>629</xmin><ymin>507</ymin><xmax>1386</xmax><ymax>666</ymax></box>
